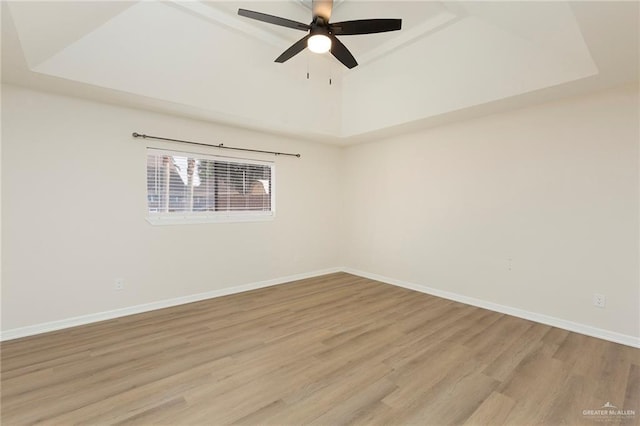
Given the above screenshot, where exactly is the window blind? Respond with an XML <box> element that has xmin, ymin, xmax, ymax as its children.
<box><xmin>146</xmin><ymin>148</ymin><xmax>274</xmax><ymax>220</ymax></box>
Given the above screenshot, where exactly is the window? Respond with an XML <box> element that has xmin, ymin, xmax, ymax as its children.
<box><xmin>146</xmin><ymin>148</ymin><xmax>274</xmax><ymax>224</ymax></box>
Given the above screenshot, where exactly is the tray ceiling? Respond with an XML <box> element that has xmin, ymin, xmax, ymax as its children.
<box><xmin>2</xmin><ymin>1</ymin><xmax>638</xmax><ymax>143</ymax></box>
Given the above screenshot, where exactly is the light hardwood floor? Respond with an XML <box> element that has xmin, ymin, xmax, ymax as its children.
<box><xmin>1</xmin><ymin>273</ymin><xmax>638</xmax><ymax>425</ymax></box>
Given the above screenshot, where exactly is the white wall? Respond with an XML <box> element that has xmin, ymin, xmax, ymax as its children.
<box><xmin>342</xmin><ymin>85</ymin><xmax>639</xmax><ymax>339</ymax></box>
<box><xmin>2</xmin><ymin>83</ymin><xmax>638</xmax><ymax>343</ymax></box>
<box><xmin>1</xmin><ymin>84</ymin><xmax>342</xmax><ymax>331</ymax></box>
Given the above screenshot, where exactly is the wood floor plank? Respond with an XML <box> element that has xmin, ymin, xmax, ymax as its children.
<box><xmin>463</xmin><ymin>391</ymin><xmax>516</xmax><ymax>426</ymax></box>
<box><xmin>308</xmin><ymin>377</ymin><xmax>398</xmax><ymax>426</ymax></box>
<box><xmin>482</xmin><ymin>323</ymin><xmax>550</xmax><ymax>382</ymax></box>
<box><xmin>624</xmin><ymin>364</ymin><xmax>640</xmax><ymax>426</ymax></box>
<box><xmin>1</xmin><ymin>272</ymin><xmax>638</xmax><ymax>425</ymax></box>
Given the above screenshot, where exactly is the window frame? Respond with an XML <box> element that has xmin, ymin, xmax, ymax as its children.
<box><xmin>145</xmin><ymin>148</ymin><xmax>276</xmax><ymax>226</ymax></box>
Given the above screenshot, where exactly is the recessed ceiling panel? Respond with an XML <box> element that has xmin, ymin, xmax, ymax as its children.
<box><xmin>7</xmin><ymin>1</ymin><xmax>135</xmax><ymax>68</ymax></box>
<box><xmin>29</xmin><ymin>1</ymin><xmax>341</xmax><ymax>137</ymax></box>
<box><xmin>341</xmin><ymin>2</ymin><xmax>598</xmax><ymax>136</ymax></box>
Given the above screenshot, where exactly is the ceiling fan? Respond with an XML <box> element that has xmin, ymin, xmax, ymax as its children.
<box><xmin>238</xmin><ymin>0</ymin><xmax>402</xmax><ymax>69</ymax></box>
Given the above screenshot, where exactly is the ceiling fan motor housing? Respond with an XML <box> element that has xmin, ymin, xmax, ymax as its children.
<box><xmin>311</xmin><ymin>16</ymin><xmax>330</xmax><ymax>33</ymax></box>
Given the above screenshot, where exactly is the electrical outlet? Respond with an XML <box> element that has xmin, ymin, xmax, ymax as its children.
<box><xmin>593</xmin><ymin>293</ymin><xmax>606</xmax><ymax>308</ymax></box>
<box><xmin>115</xmin><ymin>279</ymin><xmax>125</xmax><ymax>291</ymax></box>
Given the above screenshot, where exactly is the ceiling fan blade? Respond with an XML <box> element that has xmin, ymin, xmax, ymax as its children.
<box><xmin>275</xmin><ymin>34</ymin><xmax>311</xmax><ymax>63</ymax></box>
<box><xmin>312</xmin><ymin>0</ymin><xmax>333</xmax><ymax>21</ymax></box>
<box><xmin>329</xmin><ymin>35</ymin><xmax>357</xmax><ymax>69</ymax></box>
<box><xmin>330</xmin><ymin>19</ymin><xmax>402</xmax><ymax>35</ymax></box>
<box><xmin>238</xmin><ymin>9</ymin><xmax>310</xmax><ymax>31</ymax></box>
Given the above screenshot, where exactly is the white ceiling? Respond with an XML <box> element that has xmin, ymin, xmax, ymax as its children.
<box><xmin>2</xmin><ymin>1</ymin><xmax>638</xmax><ymax>144</ymax></box>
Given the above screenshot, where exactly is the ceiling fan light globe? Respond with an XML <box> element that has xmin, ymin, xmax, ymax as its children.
<box><xmin>308</xmin><ymin>34</ymin><xmax>332</xmax><ymax>53</ymax></box>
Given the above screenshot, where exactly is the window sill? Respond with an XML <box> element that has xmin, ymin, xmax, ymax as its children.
<box><xmin>146</xmin><ymin>213</ymin><xmax>275</xmax><ymax>226</ymax></box>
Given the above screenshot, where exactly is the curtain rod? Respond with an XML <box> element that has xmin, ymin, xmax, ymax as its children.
<box><xmin>132</xmin><ymin>132</ymin><xmax>301</xmax><ymax>158</ymax></box>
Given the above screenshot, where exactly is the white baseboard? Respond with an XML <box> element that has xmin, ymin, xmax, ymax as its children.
<box><xmin>3</xmin><ymin>266</ymin><xmax>638</xmax><ymax>349</ymax></box>
<box><xmin>343</xmin><ymin>268</ymin><xmax>640</xmax><ymax>349</ymax></box>
<box><xmin>0</xmin><ymin>267</ymin><xmax>343</xmax><ymax>342</ymax></box>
